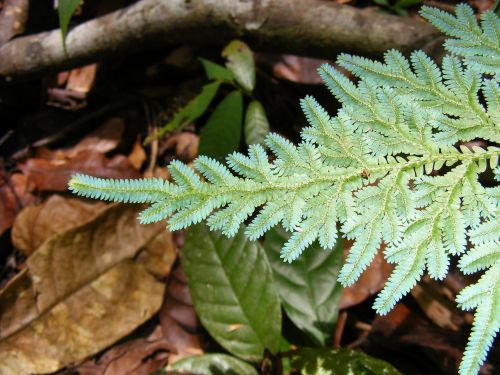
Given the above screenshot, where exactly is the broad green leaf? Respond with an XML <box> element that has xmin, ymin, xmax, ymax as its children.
<box><xmin>198</xmin><ymin>90</ymin><xmax>243</xmax><ymax>161</ymax></box>
<box><xmin>264</xmin><ymin>226</ymin><xmax>343</xmax><ymax>346</ymax></box>
<box><xmin>200</xmin><ymin>58</ymin><xmax>235</xmax><ymax>82</ymax></box>
<box><xmin>244</xmin><ymin>100</ymin><xmax>270</xmax><ymax>146</ymax></box>
<box><xmin>289</xmin><ymin>348</ymin><xmax>402</xmax><ymax>375</ymax></box>
<box><xmin>148</xmin><ymin>81</ymin><xmax>220</xmax><ymax>143</ymax></box>
<box><xmin>182</xmin><ymin>224</ymin><xmax>282</xmax><ymax>362</ymax></box>
<box><xmin>169</xmin><ymin>354</ymin><xmax>258</xmax><ymax>375</ymax></box>
<box><xmin>58</xmin><ymin>0</ymin><xmax>81</xmax><ymax>47</ymax></box>
<box><xmin>222</xmin><ymin>40</ymin><xmax>256</xmax><ymax>92</ymax></box>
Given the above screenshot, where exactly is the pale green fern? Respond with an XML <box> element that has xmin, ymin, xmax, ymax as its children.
<box><xmin>69</xmin><ymin>5</ymin><xmax>499</xmax><ymax>374</ymax></box>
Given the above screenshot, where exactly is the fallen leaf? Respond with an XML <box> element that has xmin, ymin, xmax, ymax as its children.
<box><xmin>12</xmin><ymin>195</ymin><xmax>106</xmax><ymax>256</ymax></box>
<box><xmin>466</xmin><ymin>0</ymin><xmax>495</xmax><ymax>13</ymax></box>
<box><xmin>0</xmin><ymin>172</ymin><xmax>36</xmax><ymax>236</ymax></box>
<box><xmin>256</xmin><ymin>54</ymin><xmax>329</xmax><ymax>84</ymax></box>
<box><xmin>0</xmin><ymin>178</ymin><xmax>20</xmax><ymax>236</ymax></box>
<box><xmin>339</xmin><ymin>241</ymin><xmax>393</xmax><ymax>309</ymax></box>
<box><xmin>128</xmin><ymin>136</ymin><xmax>147</xmax><ymax>170</ymax></box>
<box><xmin>75</xmin><ymin>326</ymin><xmax>173</xmax><ymax>375</ymax></box>
<box><xmin>0</xmin><ymin>261</ymin><xmax>163</xmax><ymax>375</ymax></box>
<box><xmin>143</xmin><ymin>166</ymin><xmax>170</xmax><ymax>180</ymax></box>
<box><xmin>18</xmin><ymin>150</ymin><xmax>140</xmax><ymax>191</ymax></box>
<box><xmin>137</xmin><ymin>229</ymin><xmax>176</xmax><ymax>278</ymax></box>
<box><xmin>160</xmin><ymin>264</ymin><xmax>203</xmax><ymax>364</ymax></box>
<box><xmin>47</xmin><ymin>87</ymin><xmax>87</xmax><ymax>110</ymax></box>
<box><xmin>0</xmin><ymin>204</ymin><xmax>172</xmax><ymax>374</ymax></box>
<box><xmin>66</xmin><ymin>64</ymin><xmax>97</xmax><ymax>94</ymax></box>
<box><xmin>366</xmin><ymin>303</ymin><xmax>469</xmax><ymax>375</ymax></box>
<box><xmin>411</xmin><ymin>280</ymin><xmax>464</xmax><ymax>331</ymax></box>
<box><xmin>163</xmin><ymin>132</ymin><xmax>199</xmax><ymax>162</ymax></box>
<box><xmin>66</xmin><ymin>117</ymin><xmax>124</xmax><ymax>158</ymax></box>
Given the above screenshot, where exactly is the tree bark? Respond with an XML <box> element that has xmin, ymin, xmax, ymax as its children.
<box><xmin>0</xmin><ymin>0</ymin><xmax>442</xmax><ymax>78</ymax></box>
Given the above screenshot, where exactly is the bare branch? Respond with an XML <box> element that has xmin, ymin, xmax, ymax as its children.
<box><xmin>0</xmin><ymin>0</ymin><xmax>441</xmax><ymax>78</ymax></box>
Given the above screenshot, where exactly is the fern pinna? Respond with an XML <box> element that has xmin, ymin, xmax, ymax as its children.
<box><xmin>69</xmin><ymin>5</ymin><xmax>499</xmax><ymax>374</ymax></box>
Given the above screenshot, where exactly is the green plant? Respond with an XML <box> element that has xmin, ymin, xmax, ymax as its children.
<box><xmin>144</xmin><ymin>40</ymin><xmax>270</xmax><ymax>153</ymax></box>
<box><xmin>58</xmin><ymin>0</ymin><xmax>82</xmax><ymax>49</ymax></box>
<box><xmin>69</xmin><ymin>5</ymin><xmax>499</xmax><ymax>374</ymax></box>
<box><xmin>372</xmin><ymin>0</ymin><xmax>422</xmax><ymax>17</ymax></box>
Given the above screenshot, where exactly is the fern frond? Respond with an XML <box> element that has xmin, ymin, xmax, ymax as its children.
<box><xmin>69</xmin><ymin>5</ymin><xmax>500</xmax><ymax>374</ymax></box>
<box><xmin>420</xmin><ymin>4</ymin><xmax>500</xmax><ymax>76</ymax></box>
<box><xmin>456</xmin><ymin>263</ymin><xmax>500</xmax><ymax>375</ymax></box>
<box><xmin>69</xmin><ymin>174</ymin><xmax>171</xmax><ymax>203</ymax></box>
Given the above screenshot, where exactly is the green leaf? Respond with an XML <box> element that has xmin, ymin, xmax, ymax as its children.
<box><xmin>222</xmin><ymin>40</ymin><xmax>256</xmax><ymax>92</ymax></box>
<box><xmin>244</xmin><ymin>100</ymin><xmax>270</xmax><ymax>146</ymax></box>
<box><xmin>148</xmin><ymin>81</ymin><xmax>220</xmax><ymax>143</ymax></box>
<box><xmin>200</xmin><ymin>58</ymin><xmax>235</xmax><ymax>82</ymax></box>
<box><xmin>395</xmin><ymin>0</ymin><xmax>422</xmax><ymax>8</ymax></box>
<box><xmin>169</xmin><ymin>354</ymin><xmax>259</xmax><ymax>375</ymax></box>
<box><xmin>264</xmin><ymin>226</ymin><xmax>343</xmax><ymax>346</ymax></box>
<box><xmin>198</xmin><ymin>90</ymin><xmax>243</xmax><ymax>161</ymax></box>
<box><xmin>58</xmin><ymin>0</ymin><xmax>81</xmax><ymax>48</ymax></box>
<box><xmin>182</xmin><ymin>223</ymin><xmax>282</xmax><ymax>362</ymax></box>
<box><xmin>289</xmin><ymin>347</ymin><xmax>402</xmax><ymax>375</ymax></box>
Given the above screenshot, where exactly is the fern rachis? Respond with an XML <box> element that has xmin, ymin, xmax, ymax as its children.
<box><xmin>69</xmin><ymin>5</ymin><xmax>499</xmax><ymax>375</ymax></box>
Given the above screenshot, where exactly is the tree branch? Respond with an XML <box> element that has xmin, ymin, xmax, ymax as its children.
<box><xmin>0</xmin><ymin>0</ymin><xmax>441</xmax><ymax>78</ymax></box>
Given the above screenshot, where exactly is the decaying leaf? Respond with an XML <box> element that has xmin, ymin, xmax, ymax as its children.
<box><xmin>163</xmin><ymin>132</ymin><xmax>199</xmax><ymax>162</ymax></box>
<box><xmin>367</xmin><ymin>303</ymin><xmax>468</xmax><ymax>374</ymax></box>
<box><xmin>66</xmin><ymin>64</ymin><xmax>98</xmax><ymax>94</ymax></box>
<box><xmin>0</xmin><ymin>172</ymin><xmax>36</xmax><ymax>236</ymax></box>
<box><xmin>66</xmin><ymin>117</ymin><xmax>124</xmax><ymax>158</ymax></box>
<box><xmin>128</xmin><ymin>136</ymin><xmax>147</xmax><ymax>170</ymax></box>
<box><xmin>12</xmin><ymin>195</ymin><xmax>106</xmax><ymax>256</ymax></box>
<box><xmin>18</xmin><ymin>150</ymin><xmax>140</xmax><ymax>191</ymax></box>
<box><xmin>339</xmin><ymin>241</ymin><xmax>393</xmax><ymax>309</ymax></box>
<box><xmin>0</xmin><ymin>261</ymin><xmax>163</xmax><ymax>375</ymax></box>
<box><xmin>0</xmin><ymin>204</ymin><xmax>176</xmax><ymax>374</ymax></box>
<box><xmin>74</xmin><ymin>326</ymin><xmax>173</xmax><ymax>375</ymax></box>
<box><xmin>411</xmin><ymin>280</ymin><xmax>463</xmax><ymax>331</ymax></box>
<box><xmin>159</xmin><ymin>264</ymin><xmax>203</xmax><ymax>364</ymax></box>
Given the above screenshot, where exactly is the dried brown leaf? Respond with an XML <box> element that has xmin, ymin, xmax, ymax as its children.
<box><xmin>163</xmin><ymin>132</ymin><xmax>198</xmax><ymax>162</ymax></box>
<box><xmin>368</xmin><ymin>303</ymin><xmax>468</xmax><ymax>374</ymax></box>
<box><xmin>75</xmin><ymin>326</ymin><xmax>173</xmax><ymax>375</ymax></box>
<box><xmin>127</xmin><ymin>136</ymin><xmax>147</xmax><ymax>170</ymax></box>
<box><xmin>66</xmin><ymin>117</ymin><xmax>124</xmax><ymax>158</ymax></box>
<box><xmin>0</xmin><ymin>261</ymin><xmax>164</xmax><ymax>375</ymax></box>
<box><xmin>137</xmin><ymin>230</ymin><xmax>176</xmax><ymax>278</ymax></box>
<box><xmin>0</xmin><ymin>172</ymin><xmax>36</xmax><ymax>236</ymax></box>
<box><xmin>66</xmin><ymin>64</ymin><xmax>97</xmax><ymax>94</ymax></box>
<box><xmin>411</xmin><ymin>281</ymin><xmax>463</xmax><ymax>331</ymax></box>
<box><xmin>18</xmin><ymin>150</ymin><xmax>140</xmax><ymax>191</ymax></box>
<box><xmin>339</xmin><ymin>241</ymin><xmax>393</xmax><ymax>309</ymax></box>
<box><xmin>160</xmin><ymin>264</ymin><xmax>203</xmax><ymax>363</ymax></box>
<box><xmin>0</xmin><ymin>204</ymin><xmax>174</xmax><ymax>374</ymax></box>
<box><xmin>12</xmin><ymin>195</ymin><xmax>106</xmax><ymax>256</ymax></box>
